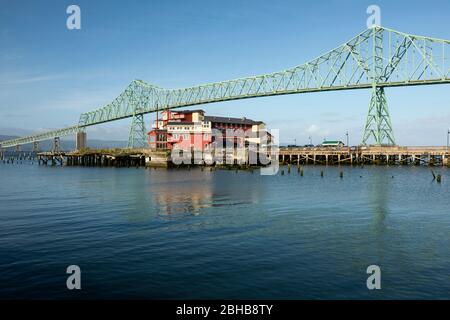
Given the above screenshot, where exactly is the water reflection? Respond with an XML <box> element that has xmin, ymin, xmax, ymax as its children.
<box><xmin>150</xmin><ymin>169</ymin><xmax>214</xmax><ymax>216</ymax></box>
<box><xmin>148</xmin><ymin>169</ymin><xmax>266</xmax><ymax>216</ymax></box>
<box><xmin>370</xmin><ymin>168</ymin><xmax>389</xmax><ymax>234</ymax></box>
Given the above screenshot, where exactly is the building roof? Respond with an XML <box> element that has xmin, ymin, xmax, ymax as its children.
<box><xmin>175</xmin><ymin>109</ymin><xmax>205</xmax><ymax>114</ymax></box>
<box><xmin>204</xmin><ymin>116</ymin><xmax>263</xmax><ymax>125</ymax></box>
<box><xmin>321</xmin><ymin>140</ymin><xmax>344</xmax><ymax>145</ymax></box>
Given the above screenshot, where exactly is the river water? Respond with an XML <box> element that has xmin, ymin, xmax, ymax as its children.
<box><xmin>0</xmin><ymin>162</ymin><xmax>449</xmax><ymax>299</ymax></box>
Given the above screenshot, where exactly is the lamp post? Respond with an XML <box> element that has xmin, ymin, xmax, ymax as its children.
<box><xmin>346</xmin><ymin>131</ymin><xmax>349</xmax><ymax>152</ymax></box>
<box><xmin>447</xmin><ymin>130</ymin><xmax>450</xmax><ymax>153</ymax></box>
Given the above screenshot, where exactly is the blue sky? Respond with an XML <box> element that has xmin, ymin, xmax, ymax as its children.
<box><xmin>1</xmin><ymin>0</ymin><xmax>450</xmax><ymax>145</ymax></box>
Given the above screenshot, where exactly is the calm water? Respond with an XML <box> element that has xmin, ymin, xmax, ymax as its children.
<box><xmin>0</xmin><ymin>162</ymin><xmax>449</xmax><ymax>299</ymax></box>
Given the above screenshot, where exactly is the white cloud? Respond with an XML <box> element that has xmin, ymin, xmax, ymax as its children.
<box><xmin>304</xmin><ymin>124</ymin><xmax>330</xmax><ymax>136</ymax></box>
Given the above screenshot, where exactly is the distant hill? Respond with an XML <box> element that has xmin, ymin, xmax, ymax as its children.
<box><xmin>0</xmin><ymin>135</ymin><xmax>127</xmax><ymax>151</ymax></box>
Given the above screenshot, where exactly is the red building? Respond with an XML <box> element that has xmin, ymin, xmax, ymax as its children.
<box><xmin>148</xmin><ymin>110</ymin><xmax>268</xmax><ymax>151</ymax></box>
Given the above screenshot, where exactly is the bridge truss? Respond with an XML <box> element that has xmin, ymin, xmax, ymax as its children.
<box><xmin>1</xmin><ymin>26</ymin><xmax>450</xmax><ymax>149</ymax></box>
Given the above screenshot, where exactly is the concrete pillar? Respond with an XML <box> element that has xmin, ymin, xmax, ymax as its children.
<box><xmin>53</xmin><ymin>137</ymin><xmax>60</xmax><ymax>153</ymax></box>
<box><xmin>76</xmin><ymin>131</ymin><xmax>87</xmax><ymax>150</ymax></box>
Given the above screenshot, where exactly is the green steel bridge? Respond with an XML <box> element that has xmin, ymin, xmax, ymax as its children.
<box><xmin>1</xmin><ymin>26</ymin><xmax>450</xmax><ymax>149</ymax></box>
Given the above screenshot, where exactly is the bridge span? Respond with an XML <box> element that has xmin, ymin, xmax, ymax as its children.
<box><xmin>1</xmin><ymin>26</ymin><xmax>450</xmax><ymax>149</ymax></box>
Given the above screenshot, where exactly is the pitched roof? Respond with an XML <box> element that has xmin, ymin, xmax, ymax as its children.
<box><xmin>175</xmin><ymin>109</ymin><xmax>205</xmax><ymax>114</ymax></box>
<box><xmin>204</xmin><ymin>116</ymin><xmax>263</xmax><ymax>125</ymax></box>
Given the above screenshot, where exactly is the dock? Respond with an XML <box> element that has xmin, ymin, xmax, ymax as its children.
<box><xmin>1</xmin><ymin>146</ymin><xmax>448</xmax><ymax>168</ymax></box>
<box><xmin>36</xmin><ymin>148</ymin><xmax>169</xmax><ymax>168</ymax></box>
<box><xmin>279</xmin><ymin>146</ymin><xmax>450</xmax><ymax>166</ymax></box>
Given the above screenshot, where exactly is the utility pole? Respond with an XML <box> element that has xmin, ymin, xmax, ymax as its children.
<box><xmin>346</xmin><ymin>131</ymin><xmax>349</xmax><ymax>152</ymax></box>
<box><xmin>447</xmin><ymin>129</ymin><xmax>449</xmax><ymax>153</ymax></box>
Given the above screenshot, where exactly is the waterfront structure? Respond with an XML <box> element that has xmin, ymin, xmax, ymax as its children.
<box><xmin>22</xmin><ymin>145</ymin><xmax>449</xmax><ymax>168</ymax></box>
<box><xmin>279</xmin><ymin>146</ymin><xmax>449</xmax><ymax>166</ymax></box>
<box><xmin>147</xmin><ymin>109</ymin><xmax>268</xmax><ymax>152</ymax></box>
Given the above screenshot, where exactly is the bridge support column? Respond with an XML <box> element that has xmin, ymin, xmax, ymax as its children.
<box><xmin>32</xmin><ymin>141</ymin><xmax>39</xmax><ymax>153</ymax></box>
<box><xmin>128</xmin><ymin>113</ymin><xmax>147</xmax><ymax>149</ymax></box>
<box><xmin>53</xmin><ymin>137</ymin><xmax>60</xmax><ymax>153</ymax></box>
<box><xmin>362</xmin><ymin>87</ymin><xmax>395</xmax><ymax>146</ymax></box>
<box><xmin>76</xmin><ymin>131</ymin><xmax>87</xmax><ymax>150</ymax></box>
<box><xmin>362</xmin><ymin>27</ymin><xmax>395</xmax><ymax>146</ymax></box>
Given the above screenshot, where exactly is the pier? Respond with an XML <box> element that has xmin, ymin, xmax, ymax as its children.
<box><xmin>35</xmin><ymin>149</ymin><xmax>168</xmax><ymax>168</ymax></box>
<box><xmin>279</xmin><ymin>146</ymin><xmax>450</xmax><ymax>166</ymax></box>
<box><xmin>4</xmin><ymin>146</ymin><xmax>442</xmax><ymax>168</ymax></box>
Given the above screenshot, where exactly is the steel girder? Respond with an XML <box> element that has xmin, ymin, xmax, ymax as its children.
<box><xmin>2</xmin><ymin>26</ymin><xmax>450</xmax><ymax>148</ymax></box>
<box><xmin>0</xmin><ymin>125</ymin><xmax>81</xmax><ymax>148</ymax></box>
<box><xmin>127</xmin><ymin>114</ymin><xmax>147</xmax><ymax>148</ymax></box>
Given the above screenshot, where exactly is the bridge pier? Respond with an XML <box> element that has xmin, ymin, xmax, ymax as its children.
<box><xmin>76</xmin><ymin>131</ymin><xmax>87</xmax><ymax>150</ymax></box>
<box><xmin>32</xmin><ymin>141</ymin><xmax>39</xmax><ymax>153</ymax></box>
<box><xmin>53</xmin><ymin>137</ymin><xmax>60</xmax><ymax>153</ymax></box>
